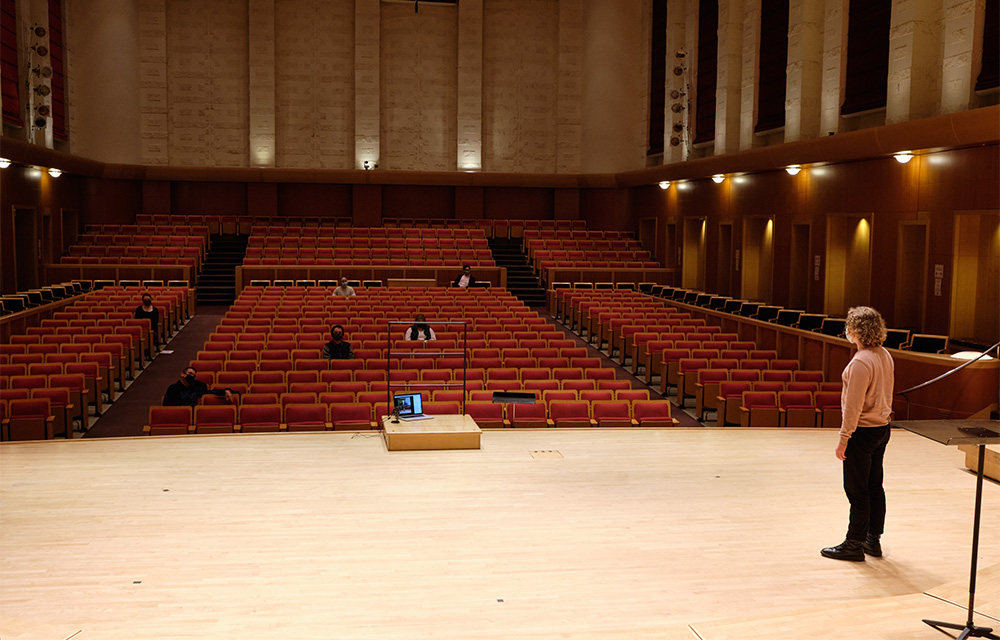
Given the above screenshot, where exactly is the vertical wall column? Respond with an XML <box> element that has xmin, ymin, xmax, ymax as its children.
<box><xmin>580</xmin><ymin>0</ymin><xmax>644</xmax><ymax>172</ymax></box>
<box><xmin>738</xmin><ymin>0</ymin><xmax>760</xmax><ymax>149</ymax></box>
<box><xmin>715</xmin><ymin>0</ymin><xmax>743</xmax><ymax>154</ymax></box>
<box><xmin>138</xmin><ymin>0</ymin><xmax>168</xmax><ymax>164</ymax></box>
<box><xmin>940</xmin><ymin>0</ymin><xmax>985</xmax><ymax>113</ymax></box>
<box><xmin>248</xmin><ymin>0</ymin><xmax>275</xmax><ymax>167</ymax></box>
<box><xmin>664</xmin><ymin>0</ymin><xmax>689</xmax><ymax>162</ymax></box>
<box><xmin>557</xmin><ymin>0</ymin><xmax>583</xmax><ymax>172</ymax></box>
<box><xmin>886</xmin><ymin>0</ymin><xmax>941</xmax><ymax>123</ymax></box>
<box><xmin>457</xmin><ymin>0</ymin><xmax>483</xmax><ymax>170</ymax></box>
<box><xmin>819</xmin><ymin>0</ymin><xmax>847</xmax><ymax>134</ymax></box>
<box><xmin>64</xmin><ymin>0</ymin><xmax>141</xmax><ymax>162</ymax></box>
<box><xmin>785</xmin><ymin>0</ymin><xmax>824</xmax><ymax>141</ymax></box>
<box><xmin>355</xmin><ymin>0</ymin><xmax>379</xmax><ymax>169</ymax></box>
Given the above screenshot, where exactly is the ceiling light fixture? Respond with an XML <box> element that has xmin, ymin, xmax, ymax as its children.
<box><xmin>785</xmin><ymin>165</ymin><xmax>801</xmax><ymax>175</ymax></box>
<box><xmin>712</xmin><ymin>174</ymin><xmax>725</xmax><ymax>184</ymax></box>
<box><xmin>894</xmin><ymin>151</ymin><xmax>913</xmax><ymax>164</ymax></box>
<box><xmin>658</xmin><ymin>181</ymin><xmax>670</xmax><ymax>190</ymax></box>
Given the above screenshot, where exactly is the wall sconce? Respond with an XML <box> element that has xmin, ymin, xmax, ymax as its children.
<box><xmin>894</xmin><ymin>151</ymin><xmax>913</xmax><ymax>164</ymax></box>
<box><xmin>0</xmin><ymin>158</ymin><xmax>10</xmax><ymax>168</ymax></box>
<box><xmin>785</xmin><ymin>165</ymin><xmax>801</xmax><ymax>175</ymax></box>
<box><xmin>658</xmin><ymin>181</ymin><xmax>670</xmax><ymax>190</ymax></box>
<box><xmin>48</xmin><ymin>168</ymin><xmax>61</xmax><ymax>177</ymax></box>
<box><xmin>712</xmin><ymin>174</ymin><xmax>725</xmax><ymax>184</ymax></box>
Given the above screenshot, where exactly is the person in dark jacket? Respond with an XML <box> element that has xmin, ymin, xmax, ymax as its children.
<box><xmin>322</xmin><ymin>324</ymin><xmax>354</xmax><ymax>359</ymax></box>
<box><xmin>453</xmin><ymin>265</ymin><xmax>475</xmax><ymax>288</ymax></box>
<box><xmin>404</xmin><ymin>314</ymin><xmax>437</xmax><ymax>341</ymax></box>
<box><xmin>134</xmin><ymin>292</ymin><xmax>160</xmax><ymax>350</ymax></box>
<box><xmin>162</xmin><ymin>366</ymin><xmax>234</xmax><ymax>407</ymax></box>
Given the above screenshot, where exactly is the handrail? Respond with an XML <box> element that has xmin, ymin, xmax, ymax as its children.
<box><xmin>896</xmin><ymin>341</ymin><xmax>1000</xmax><ymax>419</ymax></box>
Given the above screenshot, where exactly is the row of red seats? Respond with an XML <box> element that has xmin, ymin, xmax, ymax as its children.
<box><xmin>522</xmin><ymin>229</ymin><xmax>632</xmax><ymax>240</ymax></box>
<box><xmin>0</xmin><ymin>286</ymin><xmax>192</xmax><ymax>440</ymax></box>
<box><xmin>723</xmin><ymin>389</ymin><xmax>842</xmax><ymax>428</ymax></box>
<box><xmin>188</xmin><ymin>360</ymin><xmax>628</xmax><ymax>391</ymax></box>
<box><xmin>144</xmin><ymin>397</ymin><xmax>676</xmax><ymax>435</ymax></box>
<box><xmin>248</xmin><ymin>228</ymin><xmax>489</xmax><ymax>242</ymax></box>
<box><xmin>76</xmin><ymin>230</ymin><xmax>207</xmax><ymax>247</ymax></box>
<box><xmin>177</xmin><ymin>382</ymin><xmax>650</xmax><ymax>405</ymax></box>
<box><xmin>557</xmin><ymin>288</ymin><xmax>841</xmax><ymax>427</ymax></box>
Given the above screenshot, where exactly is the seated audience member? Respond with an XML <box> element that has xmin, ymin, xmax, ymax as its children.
<box><xmin>134</xmin><ymin>292</ymin><xmax>160</xmax><ymax>348</ymax></box>
<box><xmin>322</xmin><ymin>324</ymin><xmax>355</xmax><ymax>359</ymax></box>
<box><xmin>404</xmin><ymin>314</ymin><xmax>437</xmax><ymax>341</ymax></box>
<box><xmin>163</xmin><ymin>366</ymin><xmax>235</xmax><ymax>407</ymax></box>
<box><xmin>453</xmin><ymin>265</ymin><xmax>475</xmax><ymax>288</ymax></box>
<box><xmin>332</xmin><ymin>277</ymin><xmax>356</xmax><ymax>298</ymax></box>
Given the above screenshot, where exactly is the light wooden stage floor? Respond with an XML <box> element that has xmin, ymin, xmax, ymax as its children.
<box><xmin>1</xmin><ymin>428</ymin><xmax>998</xmax><ymax>640</ymax></box>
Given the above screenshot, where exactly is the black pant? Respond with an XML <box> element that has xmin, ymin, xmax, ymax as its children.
<box><xmin>843</xmin><ymin>424</ymin><xmax>891</xmax><ymax>541</ymax></box>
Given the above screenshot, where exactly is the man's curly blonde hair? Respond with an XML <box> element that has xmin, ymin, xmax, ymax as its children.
<box><xmin>845</xmin><ymin>306</ymin><xmax>887</xmax><ymax>348</ymax></box>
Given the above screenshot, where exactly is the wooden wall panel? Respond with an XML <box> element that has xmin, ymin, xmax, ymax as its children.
<box><xmin>382</xmin><ymin>185</ymin><xmax>455</xmax><ymax>219</ymax></box>
<box><xmin>917</xmin><ymin>146</ymin><xmax>1000</xmax><ymax>212</ymax></box>
<box><xmin>170</xmin><ymin>182</ymin><xmax>247</xmax><ymax>217</ymax></box>
<box><xmin>276</xmin><ymin>183</ymin><xmax>353</xmax><ymax>219</ymax></box>
<box><xmin>483</xmin><ymin>187</ymin><xmax>554</xmax><ymax>220</ymax></box>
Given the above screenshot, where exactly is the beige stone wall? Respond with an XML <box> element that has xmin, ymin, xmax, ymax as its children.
<box><xmin>49</xmin><ymin>0</ymin><xmax>998</xmax><ymax>171</ymax></box>
<box><xmin>483</xmin><ymin>0</ymin><xmax>560</xmax><ymax>173</ymax></box>
<box><xmin>165</xmin><ymin>0</ymin><xmax>249</xmax><ymax>167</ymax></box>
<box><xmin>274</xmin><ymin>0</ymin><xmax>354</xmax><ymax>168</ymax></box>
<box><xmin>380</xmin><ymin>3</ymin><xmax>458</xmax><ymax>171</ymax></box>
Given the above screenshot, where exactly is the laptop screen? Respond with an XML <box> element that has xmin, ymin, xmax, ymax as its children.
<box><xmin>393</xmin><ymin>392</ymin><xmax>422</xmax><ymax>416</ymax></box>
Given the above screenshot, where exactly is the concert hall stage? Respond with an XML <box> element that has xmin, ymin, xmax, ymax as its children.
<box><xmin>1</xmin><ymin>428</ymin><xmax>997</xmax><ymax>639</ymax></box>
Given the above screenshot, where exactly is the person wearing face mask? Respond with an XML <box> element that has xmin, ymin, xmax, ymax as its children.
<box><xmin>162</xmin><ymin>366</ymin><xmax>235</xmax><ymax>407</ymax></box>
<box><xmin>332</xmin><ymin>277</ymin><xmax>356</xmax><ymax>298</ymax></box>
<box><xmin>821</xmin><ymin>306</ymin><xmax>894</xmax><ymax>562</ymax></box>
<box><xmin>134</xmin><ymin>292</ymin><xmax>161</xmax><ymax>350</ymax></box>
<box><xmin>404</xmin><ymin>314</ymin><xmax>436</xmax><ymax>341</ymax></box>
<box><xmin>322</xmin><ymin>324</ymin><xmax>354</xmax><ymax>359</ymax></box>
<box><xmin>452</xmin><ymin>265</ymin><xmax>475</xmax><ymax>288</ymax></box>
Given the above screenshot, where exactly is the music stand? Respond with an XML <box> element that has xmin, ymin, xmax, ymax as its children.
<box><xmin>894</xmin><ymin>420</ymin><xmax>1000</xmax><ymax>640</ymax></box>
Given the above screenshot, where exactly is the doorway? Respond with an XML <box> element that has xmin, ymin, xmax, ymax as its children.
<box><xmin>13</xmin><ymin>207</ymin><xmax>38</xmax><ymax>291</ymax></box>
<box><xmin>789</xmin><ymin>223</ymin><xmax>810</xmax><ymax>310</ymax></box>
<box><xmin>825</xmin><ymin>215</ymin><xmax>872</xmax><ymax>316</ymax></box>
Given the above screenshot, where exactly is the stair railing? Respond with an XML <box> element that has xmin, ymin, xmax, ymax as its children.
<box><xmin>895</xmin><ymin>341</ymin><xmax>1000</xmax><ymax>419</ymax></box>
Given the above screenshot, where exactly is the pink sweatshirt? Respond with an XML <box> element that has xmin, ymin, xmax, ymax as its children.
<box><xmin>839</xmin><ymin>346</ymin><xmax>894</xmax><ymax>444</ymax></box>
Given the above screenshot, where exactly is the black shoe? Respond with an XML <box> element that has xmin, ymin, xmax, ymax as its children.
<box><xmin>863</xmin><ymin>534</ymin><xmax>882</xmax><ymax>557</ymax></box>
<box><xmin>821</xmin><ymin>539</ymin><xmax>865</xmax><ymax>562</ymax></box>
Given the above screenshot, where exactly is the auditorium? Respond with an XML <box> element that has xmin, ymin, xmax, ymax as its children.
<box><xmin>1</xmin><ymin>1</ymin><xmax>998</xmax><ymax>638</ymax></box>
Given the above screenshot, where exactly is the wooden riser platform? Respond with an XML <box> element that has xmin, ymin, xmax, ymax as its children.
<box><xmin>381</xmin><ymin>414</ymin><xmax>482</xmax><ymax>450</ymax></box>
<box><xmin>960</xmin><ymin>443</ymin><xmax>1000</xmax><ymax>481</ymax></box>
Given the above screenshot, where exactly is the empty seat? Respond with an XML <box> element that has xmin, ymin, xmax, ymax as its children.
<box><xmin>465</xmin><ymin>401</ymin><xmax>505</xmax><ymax>428</ymax></box>
<box><xmin>284</xmin><ymin>404</ymin><xmax>329</xmax><ymax>431</ymax></box>
<box><xmin>548</xmin><ymin>400</ymin><xmax>592</xmax><ymax>428</ymax></box>
<box><xmin>329</xmin><ymin>404</ymin><xmax>373</xmax><ymax>430</ymax></box>
<box><xmin>238</xmin><ymin>404</ymin><xmax>283</xmax><ymax>433</ymax></box>
<box><xmin>632</xmin><ymin>401</ymin><xmax>677</xmax><ymax>427</ymax></box>
<box><xmin>194</xmin><ymin>405</ymin><xmax>237</xmax><ymax>434</ymax></box>
<box><xmin>739</xmin><ymin>391</ymin><xmax>780</xmax><ymax>428</ymax></box>
<box><xmin>779</xmin><ymin>391</ymin><xmax>816</xmax><ymax>427</ymax></box>
<box><xmin>591</xmin><ymin>401</ymin><xmax>633</xmax><ymax>428</ymax></box>
<box><xmin>5</xmin><ymin>398</ymin><xmax>54</xmax><ymax>441</ymax></box>
<box><xmin>146</xmin><ymin>406</ymin><xmax>193</xmax><ymax>436</ymax></box>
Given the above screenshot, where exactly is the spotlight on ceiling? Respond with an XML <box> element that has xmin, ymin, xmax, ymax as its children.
<box><xmin>785</xmin><ymin>165</ymin><xmax>801</xmax><ymax>176</ymax></box>
<box><xmin>658</xmin><ymin>181</ymin><xmax>670</xmax><ymax>190</ymax></box>
<box><xmin>894</xmin><ymin>151</ymin><xmax>913</xmax><ymax>164</ymax></box>
<box><xmin>48</xmin><ymin>168</ymin><xmax>61</xmax><ymax>178</ymax></box>
<box><xmin>0</xmin><ymin>158</ymin><xmax>10</xmax><ymax>169</ymax></box>
<box><xmin>712</xmin><ymin>174</ymin><xmax>725</xmax><ymax>184</ymax></box>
